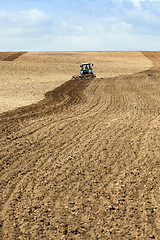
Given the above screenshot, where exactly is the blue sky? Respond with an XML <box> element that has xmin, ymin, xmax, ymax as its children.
<box><xmin>0</xmin><ymin>0</ymin><xmax>160</xmax><ymax>51</ymax></box>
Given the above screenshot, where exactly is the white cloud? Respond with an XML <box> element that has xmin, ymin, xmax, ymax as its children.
<box><xmin>0</xmin><ymin>9</ymin><xmax>49</xmax><ymax>26</ymax></box>
<box><xmin>130</xmin><ymin>0</ymin><xmax>144</xmax><ymax>8</ymax></box>
<box><xmin>119</xmin><ymin>0</ymin><xmax>160</xmax><ymax>9</ymax></box>
<box><xmin>0</xmin><ymin>11</ymin><xmax>7</xmax><ymax>18</ymax></box>
<box><xmin>0</xmin><ymin>1</ymin><xmax>160</xmax><ymax>51</ymax></box>
<box><xmin>60</xmin><ymin>21</ymin><xmax>84</xmax><ymax>36</ymax></box>
<box><xmin>0</xmin><ymin>9</ymin><xmax>51</xmax><ymax>50</ymax></box>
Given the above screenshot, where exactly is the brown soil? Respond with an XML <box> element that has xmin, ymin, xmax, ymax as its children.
<box><xmin>0</xmin><ymin>51</ymin><xmax>160</xmax><ymax>239</ymax></box>
<box><xmin>1</xmin><ymin>52</ymin><xmax>27</xmax><ymax>62</ymax></box>
<box><xmin>0</xmin><ymin>51</ymin><xmax>151</xmax><ymax>113</ymax></box>
<box><xmin>0</xmin><ymin>52</ymin><xmax>27</xmax><ymax>61</ymax></box>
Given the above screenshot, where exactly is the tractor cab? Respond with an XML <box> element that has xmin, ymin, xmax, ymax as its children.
<box><xmin>80</xmin><ymin>63</ymin><xmax>94</xmax><ymax>75</ymax></box>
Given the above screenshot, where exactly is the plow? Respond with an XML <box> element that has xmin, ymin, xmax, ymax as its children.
<box><xmin>72</xmin><ymin>63</ymin><xmax>96</xmax><ymax>80</ymax></box>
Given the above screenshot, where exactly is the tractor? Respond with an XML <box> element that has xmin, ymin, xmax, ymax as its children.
<box><xmin>72</xmin><ymin>63</ymin><xmax>96</xmax><ymax>80</ymax></box>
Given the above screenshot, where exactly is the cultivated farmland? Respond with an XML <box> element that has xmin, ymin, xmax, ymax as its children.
<box><xmin>0</xmin><ymin>51</ymin><xmax>160</xmax><ymax>239</ymax></box>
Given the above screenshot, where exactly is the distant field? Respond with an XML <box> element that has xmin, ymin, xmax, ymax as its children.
<box><xmin>0</xmin><ymin>51</ymin><xmax>152</xmax><ymax>113</ymax></box>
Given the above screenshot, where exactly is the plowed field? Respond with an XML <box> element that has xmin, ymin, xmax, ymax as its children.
<box><xmin>0</xmin><ymin>51</ymin><xmax>160</xmax><ymax>239</ymax></box>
